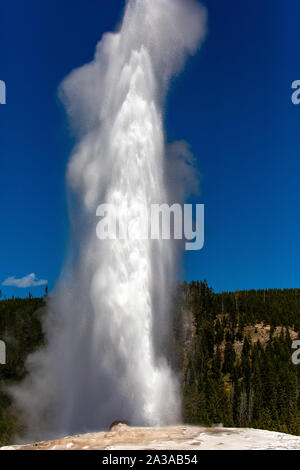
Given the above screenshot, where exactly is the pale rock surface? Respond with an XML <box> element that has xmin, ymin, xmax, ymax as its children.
<box><xmin>1</xmin><ymin>425</ymin><xmax>300</xmax><ymax>450</ymax></box>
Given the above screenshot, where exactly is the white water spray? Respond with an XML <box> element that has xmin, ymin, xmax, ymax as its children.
<box><xmin>12</xmin><ymin>0</ymin><xmax>206</xmax><ymax>441</ymax></box>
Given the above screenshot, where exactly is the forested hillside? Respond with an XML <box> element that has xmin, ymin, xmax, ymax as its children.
<box><xmin>1</xmin><ymin>284</ymin><xmax>300</xmax><ymax>445</ymax></box>
<box><xmin>0</xmin><ymin>296</ymin><xmax>45</xmax><ymax>445</ymax></box>
<box><xmin>171</xmin><ymin>282</ymin><xmax>300</xmax><ymax>435</ymax></box>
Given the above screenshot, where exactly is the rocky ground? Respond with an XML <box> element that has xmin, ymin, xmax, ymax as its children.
<box><xmin>1</xmin><ymin>423</ymin><xmax>300</xmax><ymax>450</ymax></box>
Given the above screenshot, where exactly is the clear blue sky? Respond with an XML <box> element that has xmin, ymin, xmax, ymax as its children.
<box><xmin>0</xmin><ymin>0</ymin><xmax>300</xmax><ymax>297</ymax></box>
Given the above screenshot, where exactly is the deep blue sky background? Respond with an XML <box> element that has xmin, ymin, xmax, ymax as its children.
<box><xmin>1</xmin><ymin>0</ymin><xmax>300</xmax><ymax>297</ymax></box>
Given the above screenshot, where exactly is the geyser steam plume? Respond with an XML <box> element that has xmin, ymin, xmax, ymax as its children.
<box><xmin>12</xmin><ymin>0</ymin><xmax>207</xmax><ymax>440</ymax></box>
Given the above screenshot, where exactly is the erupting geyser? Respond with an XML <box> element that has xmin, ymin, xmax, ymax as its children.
<box><xmin>12</xmin><ymin>0</ymin><xmax>207</xmax><ymax>441</ymax></box>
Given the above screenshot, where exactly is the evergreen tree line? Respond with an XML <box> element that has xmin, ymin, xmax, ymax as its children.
<box><xmin>0</xmin><ymin>296</ymin><xmax>45</xmax><ymax>445</ymax></box>
<box><xmin>170</xmin><ymin>281</ymin><xmax>300</xmax><ymax>434</ymax></box>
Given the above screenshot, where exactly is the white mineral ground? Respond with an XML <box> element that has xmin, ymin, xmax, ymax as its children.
<box><xmin>1</xmin><ymin>424</ymin><xmax>300</xmax><ymax>450</ymax></box>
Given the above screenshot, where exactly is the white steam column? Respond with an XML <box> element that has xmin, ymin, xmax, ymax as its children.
<box><xmin>12</xmin><ymin>0</ymin><xmax>207</xmax><ymax>441</ymax></box>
